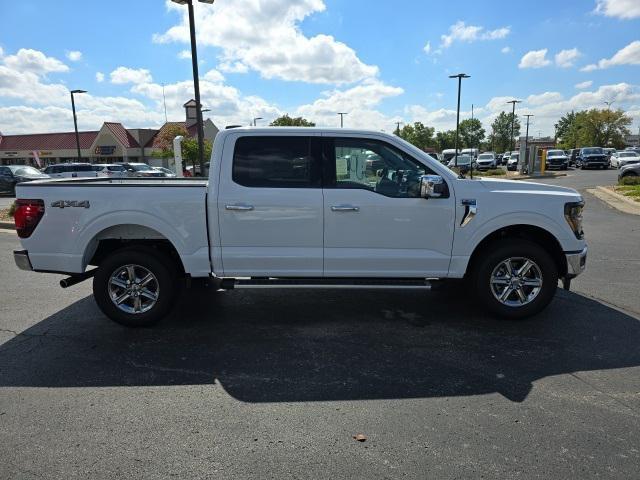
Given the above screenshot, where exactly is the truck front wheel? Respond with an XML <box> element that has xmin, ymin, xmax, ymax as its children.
<box><xmin>471</xmin><ymin>240</ymin><xmax>558</xmax><ymax>319</ymax></box>
<box><xmin>93</xmin><ymin>248</ymin><xmax>176</xmax><ymax>327</ymax></box>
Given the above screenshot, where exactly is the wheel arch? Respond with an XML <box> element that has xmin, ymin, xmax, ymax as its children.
<box><xmin>82</xmin><ymin>224</ymin><xmax>186</xmax><ymax>275</ymax></box>
<box><xmin>466</xmin><ymin>224</ymin><xmax>567</xmax><ymax>278</ymax></box>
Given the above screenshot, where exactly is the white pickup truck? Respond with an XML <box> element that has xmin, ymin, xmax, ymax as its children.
<box><xmin>13</xmin><ymin>127</ymin><xmax>587</xmax><ymax>327</ymax></box>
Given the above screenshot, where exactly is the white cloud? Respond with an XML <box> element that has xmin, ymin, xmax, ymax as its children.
<box><xmin>295</xmin><ymin>80</ymin><xmax>404</xmax><ymax>130</ymax></box>
<box><xmin>153</xmin><ymin>0</ymin><xmax>378</xmax><ymax>84</ymax></box>
<box><xmin>527</xmin><ymin>92</ymin><xmax>563</xmax><ymax>106</ymax></box>
<box><xmin>555</xmin><ymin>48</ymin><xmax>581</xmax><ymax>68</ymax></box>
<box><xmin>501</xmin><ymin>46</ymin><xmax>512</xmax><ymax>54</ymax></box>
<box><xmin>595</xmin><ymin>0</ymin><xmax>640</xmax><ymax>19</ymax></box>
<box><xmin>203</xmin><ymin>69</ymin><xmax>224</xmax><ymax>83</ymax></box>
<box><xmin>439</xmin><ymin>21</ymin><xmax>510</xmax><ymax>49</ymax></box>
<box><xmin>580</xmin><ymin>40</ymin><xmax>640</xmax><ymax>71</ymax></box>
<box><xmin>423</xmin><ymin>41</ymin><xmax>432</xmax><ymax>54</ymax></box>
<box><xmin>218</xmin><ymin>61</ymin><xmax>249</xmax><ymax>73</ymax></box>
<box><xmin>575</xmin><ymin>80</ymin><xmax>593</xmax><ymax>89</ymax></box>
<box><xmin>519</xmin><ymin>49</ymin><xmax>552</xmax><ymax>69</ymax></box>
<box><xmin>2</xmin><ymin>48</ymin><xmax>68</xmax><ymax>75</ymax></box>
<box><xmin>96</xmin><ymin>72</ymin><xmax>105</xmax><ymax>83</ymax></box>
<box><xmin>178</xmin><ymin>49</ymin><xmax>191</xmax><ymax>60</ymax></box>
<box><xmin>66</xmin><ymin>50</ymin><xmax>82</xmax><ymax>62</ymax></box>
<box><xmin>0</xmin><ymin>46</ymin><xmax>3</xmax><ymax>58</ymax></box>
<box><xmin>110</xmin><ymin>66</ymin><xmax>153</xmax><ymax>84</ymax></box>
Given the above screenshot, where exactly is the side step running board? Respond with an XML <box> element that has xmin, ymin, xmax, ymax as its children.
<box><xmin>220</xmin><ymin>278</ymin><xmax>432</xmax><ymax>290</ymax></box>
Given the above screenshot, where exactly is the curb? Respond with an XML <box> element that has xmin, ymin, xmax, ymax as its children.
<box><xmin>589</xmin><ymin>186</ymin><xmax>640</xmax><ymax>216</ymax></box>
<box><xmin>0</xmin><ymin>221</ymin><xmax>14</xmax><ymax>230</ymax></box>
<box><xmin>508</xmin><ymin>173</ymin><xmax>568</xmax><ymax>181</ymax></box>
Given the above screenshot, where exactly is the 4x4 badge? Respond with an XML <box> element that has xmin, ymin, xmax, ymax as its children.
<box><xmin>50</xmin><ymin>200</ymin><xmax>90</xmax><ymax>209</ymax></box>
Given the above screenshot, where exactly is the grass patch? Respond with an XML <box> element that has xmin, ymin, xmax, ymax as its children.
<box><xmin>614</xmin><ymin>184</ymin><xmax>640</xmax><ymax>202</ymax></box>
<box><xmin>0</xmin><ymin>201</ymin><xmax>16</xmax><ymax>221</ymax></box>
<box><xmin>476</xmin><ymin>168</ymin><xmax>506</xmax><ymax>176</ymax></box>
<box><xmin>619</xmin><ymin>175</ymin><xmax>640</xmax><ymax>186</ymax></box>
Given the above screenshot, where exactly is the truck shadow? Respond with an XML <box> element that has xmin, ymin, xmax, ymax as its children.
<box><xmin>0</xmin><ymin>287</ymin><xmax>638</xmax><ymax>403</ymax></box>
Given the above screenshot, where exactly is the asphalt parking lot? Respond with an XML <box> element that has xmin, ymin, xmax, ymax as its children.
<box><xmin>1</xmin><ymin>168</ymin><xmax>639</xmax><ymax>479</ymax></box>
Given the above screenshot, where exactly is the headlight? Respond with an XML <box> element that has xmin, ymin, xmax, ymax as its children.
<box><xmin>564</xmin><ymin>201</ymin><xmax>584</xmax><ymax>239</ymax></box>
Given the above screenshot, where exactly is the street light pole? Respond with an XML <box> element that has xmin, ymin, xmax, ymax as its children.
<box><xmin>523</xmin><ymin>114</ymin><xmax>534</xmax><ymax>172</ymax></box>
<box><xmin>252</xmin><ymin>117</ymin><xmax>263</xmax><ymax>126</ymax></box>
<box><xmin>449</xmin><ymin>73</ymin><xmax>470</xmax><ymax>168</ymax></box>
<box><xmin>172</xmin><ymin>0</ymin><xmax>214</xmax><ymax>176</ymax></box>
<box><xmin>337</xmin><ymin>112</ymin><xmax>347</xmax><ymax>128</ymax></box>
<box><xmin>507</xmin><ymin>100</ymin><xmax>522</xmax><ymax>154</ymax></box>
<box><xmin>395</xmin><ymin>121</ymin><xmax>403</xmax><ymax>135</ymax></box>
<box><xmin>70</xmin><ymin>89</ymin><xmax>87</xmax><ymax>162</ymax></box>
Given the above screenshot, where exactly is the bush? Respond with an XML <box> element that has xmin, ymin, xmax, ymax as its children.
<box><xmin>619</xmin><ymin>175</ymin><xmax>640</xmax><ymax>186</ymax></box>
<box><xmin>477</xmin><ymin>168</ymin><xmax>506</xmax><ymax>176</ymax></box>
<box><xmin>8</xmin><ymin>201</ymin><xmax>16</xmax><ymax>218</ymax></box>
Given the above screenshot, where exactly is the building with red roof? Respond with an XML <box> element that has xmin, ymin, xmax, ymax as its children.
<box><xmin>0</xmin><ymin>100</ymin><xmax>219</xmax><ymax>167</ymax></box>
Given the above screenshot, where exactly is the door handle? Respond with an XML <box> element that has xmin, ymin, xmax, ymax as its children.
<box><xmin>331</xmin><ymin>205</ymin><xmax>359</xmax><ymax>212</ymax></box>
<box><xmin>225</xmin><ymin>204</ymin><xmax>254</xmax><ymax>211</ymax></box>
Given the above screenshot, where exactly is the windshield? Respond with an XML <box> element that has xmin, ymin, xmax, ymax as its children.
<box><xmin>547</xmin><ymin>150</ymin><xmax>564</xmax><ymax>157</ymax></box>
<box><xmin>478</xmin><ymin>154</ymin><xmax>493</xmax><ymax>160</ymax></box>
<box><xmin>8</xmin><ymin>166</ymin><xmax>42</xmax><ymax>176</ymax></box>
<box><xmin>583</xmin><ymin>148</ymin><xmax>603</xmax><ymax>155</ymax></box>
<box><xmin>511</xmin><ymin>153</ymin><xmax>519</xmax><ymax>160</ymax></box>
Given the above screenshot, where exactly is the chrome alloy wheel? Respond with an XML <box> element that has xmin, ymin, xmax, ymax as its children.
<box><xmin>490</xmin><ymin>257</ymin><xmax>543</xmax><ymax>307</ymax></box>
<box><xmin>108</xmin><ymin>264</ymin><xmax>159</xmax><ymax>314</ymax></box>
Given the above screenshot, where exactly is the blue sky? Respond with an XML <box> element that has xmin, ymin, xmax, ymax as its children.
<box><xmin>0</xmin><ymin>0</ymin><xmax>639</xmax><ymax>136</ymax></box>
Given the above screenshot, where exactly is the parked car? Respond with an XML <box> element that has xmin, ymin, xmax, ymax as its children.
<box><xmin>461</xmin><ymin>148</ymin><xmax>479</xmax><ymax>160</ymax></box>
<box><xmin>502</xmin><ymin>152</ymin><xmax>511</xmax><ymax>165</ymax></box>
<box><xmin>612</xmin><ymin>151</ymin><xmax>640</xmax><ymax>169</ymax></box>
<box><xmin>92</xmin><ymin>164</ymin><xmax>128</xmax><ymax>178</ymax></box>
<box><xmin>476</xmin><ymin>153</ymin><xmax>497</xmax><ymax>170</ymax></box>
<box><xmin>13</xmin><ymin>127</ymin><xmax>587</xmax><ymax>327</ymax></box>
<box><xmin>152</xmin><ymin>167</ymin><xmax>177</xmax><ymax>177</ymax></box>
<box><xmin>122</xmin><ymin>162</ymin><xmax>166</xmax><ymax>178</ymax></box>
<box><xmin>447</xmin><ymin>154</ymin><xmax>475</xmax><ymax>173</ymax></box>
<box><xmin>441</xmin><ymin>149</ymin><xmax>460</xmax><ymax>165</ymax></box>
<box><xmin>576</xmin><ymin>147</ymin><xmax>608</xmax><ymax>169</ymax></box>
<box><xmin>43</xmin><ymin>163</ymin><xmax>99</xmax><ymax>178</ymax></box>
<box><xmin>0</xmin><ymin>165</ymin><xmax>50</xmax><ymax>195</ymax></box>
<box><xmin>618</xmin><ymin>162</ymin><xmax>640</xmax><ymax>180</ymax></box>
<box><xmin>507</xmin><ymin>152</ymin><xmax>520</xmax><ymax>171</ymax></box>
<box><xmin>568</xmin><ymin>149</ymin><xmax>580</xmax><ymax>167</ymax></box>
<box><xmin>603</xmin><ymin>148</ymin><xmax>616</xmax><ymax>161</ymax></box>
<box><xmin>545</xmin><ymin>149</ymin><xmax>569</xmax><ymax>170</ymax></box>
<box><xmin>496</xmin><ymin>153</ymin><xmax>504</xmax><ymax>165</ymax></box>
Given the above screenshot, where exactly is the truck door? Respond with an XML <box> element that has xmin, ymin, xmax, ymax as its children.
<box><xmin>216</xmin><ymin>134</ymin><xmax>324</xmax><ymax>277</ymax></box>
<box><xmin>322</xmin><ymin>135</ymin><xmax>455</xmax><ymax>277</ymax></box>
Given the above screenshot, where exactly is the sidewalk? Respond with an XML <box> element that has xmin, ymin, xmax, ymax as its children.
<box><xmin>588</xmin><ymin>186</ymin><xmax>640</xmax><ymax>216</ymax></box>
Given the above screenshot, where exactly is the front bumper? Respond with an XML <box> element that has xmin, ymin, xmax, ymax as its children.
<box><xmin>565</xmin><ymin>246</ymin><xmax>587</xmax><ymax>277</ymax></box>
<box><xmin>14</xmin><ymin>250</ymin><xmax>33</xmax><ymax>271</ymax></box>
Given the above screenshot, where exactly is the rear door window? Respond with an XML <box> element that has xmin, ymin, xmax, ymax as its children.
<box><xmin>232</xmin><ymin>136</ymin><xmax>321</xmax><ymax>188</ymax></box>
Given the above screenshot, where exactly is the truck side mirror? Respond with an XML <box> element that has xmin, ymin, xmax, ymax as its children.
<box><xmin>420</xmin><ymin>175</ymin><xmax>446</xmax><ymax>199</ymax></box>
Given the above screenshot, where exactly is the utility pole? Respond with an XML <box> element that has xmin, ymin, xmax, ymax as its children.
<box><xmin>523</xmin><ymin>114</ymin><xmax>534</xmax><ymax>173</ymax></box>
<box><xmin>171</xmin><ymin>0</ymin><xmax>215</xmax><ymax>175</ymax></box>
<box><xmin>337</xmin><ymin>112</ymin><xmax>348</xmax><ymax>128</ymax></box>
<box><xmin>70</xmin><ymin>89</ymin><xmax>87</xmax><ymax>162</ymax></box>
<box><xmin>507</xmin><ymin>100</ymin><xmax>522</xmax><ymax>153</ymax></box>
<box><xmin>449</xmin><ymin>73</ymin><xmax>470</xmax><ymax>168</ymax></box>
<box><xmin>395</xmin><ymin>121</ymin><xmax>403</xmax><ymax>135</ymax></box>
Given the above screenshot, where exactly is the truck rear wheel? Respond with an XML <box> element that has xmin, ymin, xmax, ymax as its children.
<box><xmin>471</xmin><ymin>240</ymin><xmax>558</xmax><ymax>319</ymax></box>
<box><xmin>93</xmin><ymin>248</ymin><xmax>176</xmax><ymax>327</ymax></box>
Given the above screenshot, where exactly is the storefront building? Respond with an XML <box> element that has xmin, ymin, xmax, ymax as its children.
<box><xmin>0</xmin><ymin>100</ymin><xmax>218</xmax><ymax>167</ymax></box>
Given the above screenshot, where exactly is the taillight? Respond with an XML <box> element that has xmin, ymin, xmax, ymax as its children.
<box><xmin>14</xmin><ymin>199</ymin><xmax>45</xmax><ymax>238</ymax></box>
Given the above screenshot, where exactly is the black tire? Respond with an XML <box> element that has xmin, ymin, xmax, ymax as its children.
<box><xmin>93</xmin><ymin>247</ymin><xmax>177</xmax><ymax>327</ymax></box>
<box><xmin>471</xmin><ymin>239</ymin><xmax>558</xmax><ymax>320</ymax></box>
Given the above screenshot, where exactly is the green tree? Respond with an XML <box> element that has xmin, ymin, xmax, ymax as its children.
<box><xmin>491</xmin><ymin>111</ymin><xmax>520</xmax><ymax>153</ymax></box>
<box><xmin>399</xmin><ymin>122</ymin><xmax>436</xmax><ymax>151</ymax></box>
<box><xmin>270</xmin><ymin>114</ymin><xmax>315</xmax><ymax>127</ymax></box>
<box><xmin>182</xmin><ymin>137</ymin><xmax>213</xmax><ymax>171</ymax></box>
<box><xmin>151</xmin><ymin>124</ymin><xmax>189</xmax><ymax>159</ymax></box>
<box><xmin>435</xmin><ymin>130</ymin><xmax>457</xmax><ymax>151</ymax></box>
<box><xmin>557</xmin><ymin>109</ymin><xmax>632</xmax><ymax>149</ymax></box>
<box><xmin>458</xmin><ymin>118</ymin><xmax>485</xmax><ymax>148</ymax></box>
